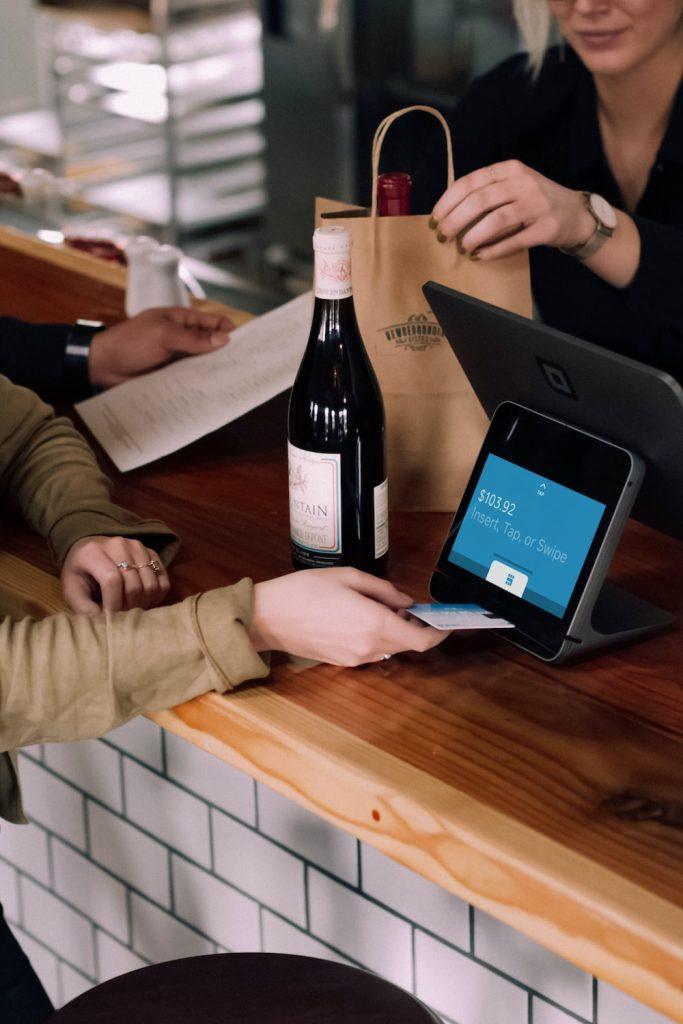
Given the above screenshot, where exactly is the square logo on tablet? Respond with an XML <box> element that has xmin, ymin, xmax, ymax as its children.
<box><xmin>537</xmin><ymin>358</ymin><xmax>577</xmax><ymax>399</ymax></box>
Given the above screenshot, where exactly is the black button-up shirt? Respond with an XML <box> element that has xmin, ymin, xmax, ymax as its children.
<box><xmin>415</xmin><ymin>47</ymin><xmax>683</xmax><ymax>382</ymax></box>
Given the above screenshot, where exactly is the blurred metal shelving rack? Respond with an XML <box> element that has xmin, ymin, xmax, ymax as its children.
<box><xmin>47</xmin><ymin>0</ymin><xmax>267</xmax><ymax>253</ymax></box>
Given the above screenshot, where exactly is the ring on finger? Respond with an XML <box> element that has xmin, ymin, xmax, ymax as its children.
<box><xmin>116</xmin><ymin>559</ymin><xmax>162</xmax><ymax>574</ymax></box>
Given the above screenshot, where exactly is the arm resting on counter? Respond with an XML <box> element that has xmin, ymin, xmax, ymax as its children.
<box><xmin>0</xmin><ymin>375</ymin><xmax>178</xmax><ymax>565</ymax></box>
<box><xmin>0</xmin><ymin>580</ymin><xmax>268</xmax><ymax>753</ymax></box>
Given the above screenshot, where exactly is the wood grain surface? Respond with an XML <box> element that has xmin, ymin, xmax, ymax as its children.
<box><xmin>0</xmin><ymin>228</ymin><xmax>682</xmax><ymax>1020</ymax></box>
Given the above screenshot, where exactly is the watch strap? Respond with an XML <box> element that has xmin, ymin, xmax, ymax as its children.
<box><xmin>64</xmin><ymin>319</ymin><xmax>106</xmax><ymax>397</ymax></box>
<box><xmin>559</xmin><ymin>192</ymin><xmax>614</xmax><ymax>261</ymax></box>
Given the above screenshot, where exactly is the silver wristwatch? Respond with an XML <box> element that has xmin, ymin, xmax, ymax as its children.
<box><xmin>560</xmin><ymin>192</ymin><xmax>617</xmax><ymax>261</ymax></box>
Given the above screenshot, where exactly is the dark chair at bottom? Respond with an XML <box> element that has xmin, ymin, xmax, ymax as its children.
<box><xmin>47</xmin><ymin>953</ymin><xmax>443</xmax><ymax>1023</ymax></box>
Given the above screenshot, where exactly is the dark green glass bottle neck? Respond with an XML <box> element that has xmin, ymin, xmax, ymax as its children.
<box><xmin>311</xmin><ymin>295</ymin><xmax>360</xmax><ymax>339</ymax></box>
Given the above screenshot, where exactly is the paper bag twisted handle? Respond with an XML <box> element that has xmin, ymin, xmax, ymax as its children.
<box><xmin>371</xmin><ymin>105</ymin><xmax>455</xmax><ymax>218</ymax></box>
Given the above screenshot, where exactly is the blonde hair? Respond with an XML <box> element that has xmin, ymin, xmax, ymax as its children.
<box><xmin>512</xmin><ymin>0</ymin><xmax>554</xmax><ymax>76</ymax></box>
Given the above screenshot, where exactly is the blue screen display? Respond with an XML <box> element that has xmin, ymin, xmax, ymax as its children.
<box><xmin>448</xmin><ymin>454</ymin><xmax>606</xmax><ymax>618</ymax></box>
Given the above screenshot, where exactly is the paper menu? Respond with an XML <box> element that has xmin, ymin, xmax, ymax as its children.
<box><xmin>75</xmin><ymin>292</ymin><xmax>313</xmax><ymax>472</ymax></box>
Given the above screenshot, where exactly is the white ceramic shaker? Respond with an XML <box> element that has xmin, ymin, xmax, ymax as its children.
<box><xmin>124</xmin><ymin>235</ymin><xmax>158</xmax><ymax>317</ymax></box>
<box><xmin>146</xmin><ymin>244</ymin><xmax>191</xmax><ymax>309</ymax></box>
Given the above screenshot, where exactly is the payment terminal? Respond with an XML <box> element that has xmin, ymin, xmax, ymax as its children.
<box><xmin>423</xmin><ymin>283</ymin><xmax>682</xmax><ymax>663</ymax></box>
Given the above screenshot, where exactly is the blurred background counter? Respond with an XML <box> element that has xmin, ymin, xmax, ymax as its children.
<box><xmin>0</xmin><ymin>0</ymin><xmax>517</xmax><ymax>307</ymax></box>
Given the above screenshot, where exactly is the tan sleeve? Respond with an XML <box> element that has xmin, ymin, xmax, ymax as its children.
<box><xmin>0</xmin><ymin>578</ymin><xmax>269</xmax><ymax>752</ymax></box>
<box><xmin>0</xmin><ymin>376</ymin><xmax>178</xmax><ymax>565</ymax></box>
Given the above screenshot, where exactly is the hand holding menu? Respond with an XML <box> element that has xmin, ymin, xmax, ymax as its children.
<box><xmin>76</xmin><ymin>293</ymin><xmax>313</xmax><ymax>472</ymax></box>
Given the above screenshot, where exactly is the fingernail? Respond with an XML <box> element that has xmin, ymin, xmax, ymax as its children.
<box><xmin>428</xmin><ymin>216</ymin><xmax>439</xmax><ymax>231</ymax></box>
<box><xmin>211</xmin><ymin>334</ymin><xmax>229</xmax><ymax>347</ymax></box>
<box><xmin>436</xmin><ymin>232</ymin><xmax>448</xmax><ymax>244</ymax></box>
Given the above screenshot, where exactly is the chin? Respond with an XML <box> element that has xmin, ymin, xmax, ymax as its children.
<box><xmin>569</xmin><ymin>40</ymin><xmax>642</xmax><ymax>76</ymax></box>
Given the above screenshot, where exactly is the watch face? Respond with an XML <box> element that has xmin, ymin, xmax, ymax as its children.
<box><xmin>589</xmin><ymin>194</ymin><xmax>617</xmax><ymax>230</ymax></box>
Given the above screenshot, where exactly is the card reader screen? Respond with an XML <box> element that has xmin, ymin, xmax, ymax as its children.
<box><xmin>448</xmin><ymin>454</ymin><xmax>606</xmax><ymax>618</ymax></box>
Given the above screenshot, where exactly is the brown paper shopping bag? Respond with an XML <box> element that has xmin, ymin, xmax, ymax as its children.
<box><xmin>316</xmin><ymin>105</ymin><xmax>532</xmax><ymax>511</ymax></box>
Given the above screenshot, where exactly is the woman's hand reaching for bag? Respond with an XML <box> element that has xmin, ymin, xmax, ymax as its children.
<box><xmin>431</xmin><ymin>160</ymin><xmax>596</xmax><ymax>260</ymax></box>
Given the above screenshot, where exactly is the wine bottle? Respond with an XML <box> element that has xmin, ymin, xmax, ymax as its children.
<box><xmin>288</xmin><ymin>226</ymin><xmax>388</xmax><ymax>576</ymax></box>
<box><xmin>377</xmin><ymin>172</ymin><xmax>412</xmax><ymax>216</ymax></box>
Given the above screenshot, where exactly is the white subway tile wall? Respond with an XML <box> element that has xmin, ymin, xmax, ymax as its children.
<box><xmin>533</xmin><ymin>998</ymin><xmax>592</xmax><ymax>1024</ymax></box>
<box><xmin>0</xmin><ymin>727</ymin><xmax>674</xmax><ymax>1023</ymax></box>
<box><xmin>308</xmin><ymin>868</ymin><xmax>413</xmax><ymax>988</ymax></box>
<box><xmin>598</xmin><ymin>981</ymin><xmax>675</xmax><ymax>1024</ymax></box>
<box><xmin>130</xmin><ymin>892</ymin><xmax>214</xmax><ymax>962</ymax></box>
<box><xmin>171</xmin><ymin>854</ymin><xmax>260</xmax><ymax>952</ymax></box>
<box><xmin>474</xmin><ymin>909</ymin><xmax>594</xmax><ymax>1018</ymax></box>
<box><xmin>361</xmin><ymin>844</ymin><xmax>470</xmax><ymax>951</ymax></box>
<box><xmin>0</xmin><ymin>817</ymin><xmax>51</xmax><ymax>885</ymax></box>
<box><xmin>0</xmin><ymin>856</ymin><xmax>19</xmax><ymax>921</ymax></box>
<box><xmin>416</xmin><ymin>929</ymin><xmax>529</xmax><ymax>1024</ymax></box>
<box><xmin>257</xmin><ymin>783</ymin><xmax>358</xmax><ymax>884</ymax></box>
<box><xmin>59</xmin><ymin>962</ymin><xmax>93</xmax><ymax>1004</ymax></box>
<box><xmin>14</xmin><ymin>926</ymin><xmax>61</xmax><ymax>1006</ymax></box>
<box><xmin>51</xmin><ymin>839</ymin><xmax>129</xmax><ymax>943</ymax></box>
<box><xmin>105</xmin><ymin>717</ymin><xmax>164</xmax><ymax>771</ymax></box>
<box><xmin>88</xmin><ymin>801</ymin><xmax>171</xmax><ymax>908</ymax></box>
<box><xmin>44</xmin><ymin>740</ymin><xmax>122</xmax><ymax>813</ymax></box>
<box><xmin>21</xmin><ymin>876</ymin><xmax>96</xmax><ymax>977</ymax></box>
<box><xmin>123</xmin><ymin>759</ymin><xmax>211</xmax><ymax>867</ymax></box>
<box><xmin>96</xmin><ymin>930</ymin><xmax>148</xmax><ymax>982</ymax></box>
<box><xmin>165</xmin><ymin>732</ymin><xmax>256</xmax><ymax>825</ymax></box>
<box><xmin>211</xmin><ymin>808</ymin><xmax>306</xmax><ymax>925</ymax></box>
<box><xmin>18</xmin><ymin>754</ymin><xmax>86</xmax><ymax>849</ymax></box>
<box><xmin>261</xmin><ymin>910</ymin><xmax>353</xmax><ymax>965</ymax></box>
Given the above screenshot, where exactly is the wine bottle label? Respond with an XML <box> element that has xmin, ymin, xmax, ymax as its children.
<box><xmin>288</xmin><ymin>443</ymin><xmax>342</xmax><ymax>555</ymax></box>
<box><xmin>374</xmin><ymin>479</ymin><xmax>389</xmax><ymax>558</ymax></box>
<box><xmin>314</xmin><ymin>252</ymin><xmax>352</xmax><ymax>301</ymax></box>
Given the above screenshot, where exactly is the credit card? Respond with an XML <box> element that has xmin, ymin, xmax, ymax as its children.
<box><xmin>407</xmin><ymin>603</ymin><xmax>514</xmax><ymax>630</ymax></box>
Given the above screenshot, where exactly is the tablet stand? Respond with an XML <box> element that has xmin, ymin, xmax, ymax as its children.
<box><xmin>553</xmin><ymin>580</ymin><xmax>676</xmax><ymax>661</ymax></box>
<box><xmin>509</xmin><ymin>468</ymin><xmax>676</xmax><ymax>663</ymax></box>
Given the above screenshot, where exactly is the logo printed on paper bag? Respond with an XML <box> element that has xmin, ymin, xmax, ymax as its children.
<box><xmin>380</xmin><ymin>313</ymin><xmax>443</xmax><ymax>351</ymax></box>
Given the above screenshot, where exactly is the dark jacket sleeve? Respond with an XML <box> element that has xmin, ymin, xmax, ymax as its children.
<box><xmin>624</xmin><ymin>217</ymin><xmax>683</xmax><ymax>380</ymax></box>
<box><xmin>0</xmin><ymin>317</ymin><xmax>88</xmax><ymax>402</ymax></box>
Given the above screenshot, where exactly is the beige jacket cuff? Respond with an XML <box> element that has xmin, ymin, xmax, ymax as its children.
<box><xmin>192</xmin><ymin>579</ymin><xmax>270</xmax><ymax>692</ymax></box>
<box><xmin>49</xmin><ymin>507</ymin><xmax>179</xmax><ymax>567</ymax></box>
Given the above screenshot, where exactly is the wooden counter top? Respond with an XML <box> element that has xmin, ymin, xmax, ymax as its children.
<box><xmin>1</xmin><ymin>227</ymin><xmax>682</xmax><ymax>1021</ymax></box>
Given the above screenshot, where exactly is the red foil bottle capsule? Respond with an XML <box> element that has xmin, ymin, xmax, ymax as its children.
<box><xmin>377</xmin><ymin>172</ymin><xmax>413</xmax><ymax>216</ymax></box>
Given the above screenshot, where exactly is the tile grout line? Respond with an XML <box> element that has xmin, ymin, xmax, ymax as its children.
<box><xmin>410</xmin><ymin>924</ymin><xmax>417</xmax><ymax>996</ymax></box>
<box><xmin>168</xmin><ymin>849</ymin><xmax>176</xmax><ymax>915</ymax></box>
<box><xmin>12</xmin><ymin>911</ymin><xmax>97</xmax><ymax>984</ymax></box>
<box><xmin>253</xmin><ymin>779</ymin><xmax>260</xmax><ymax>831</ymax></box>
<box><xmin>56</xmin><ymin>959</ymin><xmax>65</xmax><ymax>1010</ymax></box>
<box><xmin>118</xmin><ymin>749</ymin><xmax>127</xmax><ymax>818</ymax></box>
<box><xmin>258</xmin><ymin>904</ymin><xmax>265</xmax><ymax>953</ymax></box>
<box><xmin>303</xmin><ymin>863</ymin><xmax>311</xmax><ymax>932</ymax></box>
